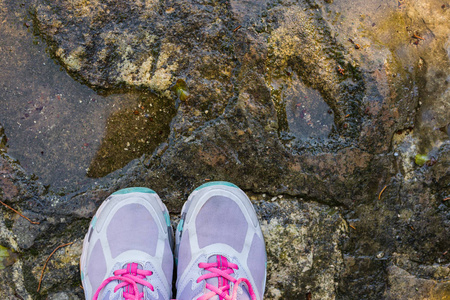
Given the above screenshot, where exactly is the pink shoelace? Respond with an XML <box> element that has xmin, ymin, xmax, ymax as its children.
<box><xmin>93</xmin><ymin>263</ymin><xmax>154</xmax><ymax>300</ymax></box>
<box><xmin>196</xmin><ymin>255</ymin><xmax>257</xmax><ymax>300</ymax></box>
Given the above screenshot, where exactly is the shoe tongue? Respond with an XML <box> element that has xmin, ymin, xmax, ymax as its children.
<box><xmin>122</xmin><ymin>262</ymin><xmax>145</xmax><ymax>295</ymax></box>
<box><xmin>205</xmin><ymin>256</ymin><xmax>251</xmax><ymax>300</ymax></box>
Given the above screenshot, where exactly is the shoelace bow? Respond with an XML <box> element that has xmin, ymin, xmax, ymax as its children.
<box><xmin>93</xmin><ymin>263</ymin><xmax>154</xmax><ymax>300</ymax></box>
<box><xmin>196</xmin><ymin>256</ymin><xmax>257</xmax><ymax>300</ymax></box>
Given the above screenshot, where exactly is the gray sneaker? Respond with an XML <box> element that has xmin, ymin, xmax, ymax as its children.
<box><xmin>80</xmin><ymin>187</ymin><xmax>174</xmax><ymax>300</ymax></box>
<box><xmin>175</xmin><ymin>182</ymin><xmax>267</xmax><ymax>300</ymax></box>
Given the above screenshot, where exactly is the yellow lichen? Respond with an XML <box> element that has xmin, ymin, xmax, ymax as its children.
<box><xmin>149</xmin><ymin>64</ymin><xmax>178</xmax><ymax>92</ymax></box>
<box><xmin>138</xmin><ymin>56</ymin><xmax>155</xmax><ymax>82</ymax></box>
<box><xmin>62</xmin><ymin>46</ymin><xmax>85</xmax><ymax>71</ymax></box>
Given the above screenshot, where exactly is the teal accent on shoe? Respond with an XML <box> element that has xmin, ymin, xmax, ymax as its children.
<box><xmin>163</xmin><ymin>211</ymin><xmax>171</xmax><ymax>226</ymax></box>
<box><xmin>91</xmin><ymin>216</ymin><xmax>97</xmax><ymax>228</ymax></box>
<box><xmin>112</xmin><ymin>187</ymin><xmax>156</xmax><ymax>195</ymax></box>
<box><xmin>177</xmin><ymin>219</ymin><xmax>184</xmax><ymax>232</ymax></box>
<box><xmin>194</xmin><ymin>181</ymin><xmax>238</xmax><ymax>191</ymax></box>
<box><xmin>81</xmin><ymin>271</ymin><xmax>84</xmax><ymax>281</ymax></box>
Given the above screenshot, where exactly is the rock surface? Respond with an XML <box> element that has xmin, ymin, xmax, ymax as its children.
<box><xmin>0</xmin><ymin>0</ymin><xmax>449</xmax><ymax>299</ymax></box>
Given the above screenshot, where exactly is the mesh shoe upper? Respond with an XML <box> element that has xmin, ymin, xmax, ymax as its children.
<box><xmin>80</xmin><ymin>188</ymin><xmax>174</xmax><ymax>300</ymax></box>
<box><xmin>175</xmin><ymin>182</ymin><xmax>267</xmax><ymax>300</ymax></box>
